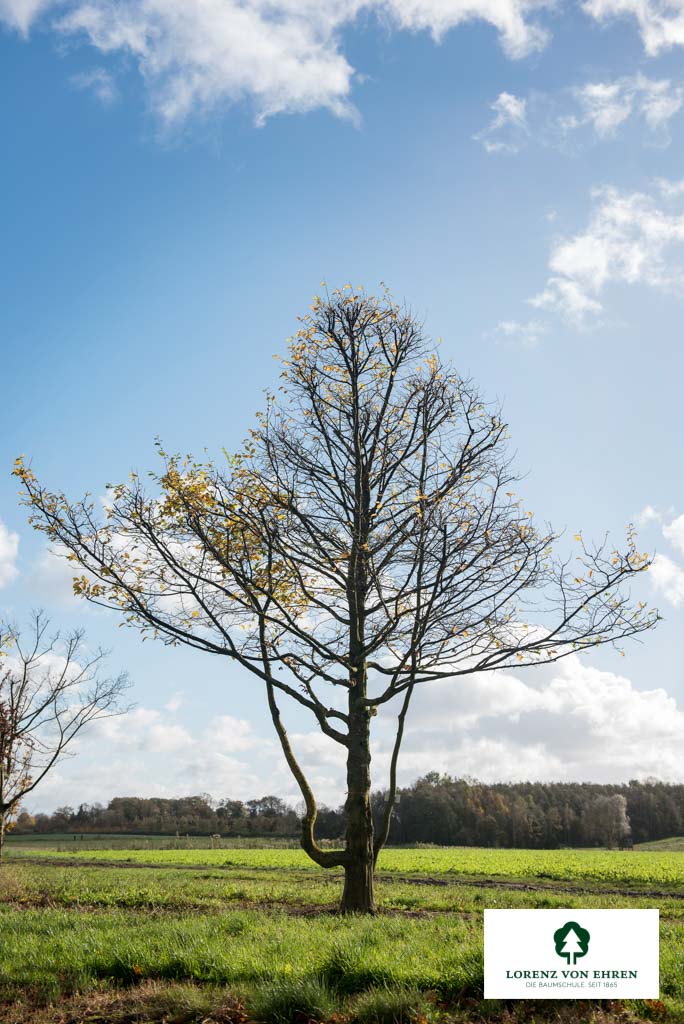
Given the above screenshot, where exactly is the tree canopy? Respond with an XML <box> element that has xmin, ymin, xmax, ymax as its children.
<box><xmin>14</xmin><ymin>286</ymin><xmax>658</xmax><ymax>910</ymax></box>
<box><xmin>0</xmin><ymin>611</ymin><xmax>129</xmax><ymax>860</ymax></box>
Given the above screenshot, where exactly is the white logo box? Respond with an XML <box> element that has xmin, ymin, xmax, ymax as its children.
<box><xmin>484</xmin><ymin>909</ymin><xmax>659</xmax><ymax>999</ymax></box>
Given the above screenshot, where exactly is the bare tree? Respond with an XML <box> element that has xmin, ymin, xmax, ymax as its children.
<box><xmin>14</xmin><ymin>287</ymin><xmax>658</xmax><ymax>910</ymax></box>
<box><xmin>0</xmin><ymin>612</ymin><xmax>130</xmax><ymax>861</ymax></box>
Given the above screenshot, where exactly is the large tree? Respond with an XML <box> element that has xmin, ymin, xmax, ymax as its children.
<box><xmin>0</xmin><ymin>611</ymin><xmax>129</xmax><ymax>861</ymax></box>
<box><xmin>14</xmin><ymin>287</ymin><xmax>657</xmax><ymax>911</ymax></box>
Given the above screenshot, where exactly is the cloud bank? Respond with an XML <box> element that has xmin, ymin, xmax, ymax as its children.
<box><xmin>4</xmin><ymin>0</ymin><xmax>684</xmax><ymax>131</ymax></box>
<box><xmin>0</xmin><ymin>0</ymin><xmax>551</xmax><ymax>126</ymax></box>
<box><xmin>25</xmin><ymin>653</ymin><xmax>684</xmax><ymax>812</ymax></box>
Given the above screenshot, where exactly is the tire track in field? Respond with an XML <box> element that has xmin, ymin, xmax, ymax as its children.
<box><xmin>380</xmin><ymin>873</ymin><xmax>684</xmax><ymax>899</ymax></box>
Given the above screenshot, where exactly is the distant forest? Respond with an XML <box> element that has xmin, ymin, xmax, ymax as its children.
<box><xmin>16</xmin><ymin>775</ymin><xmax>684</xmax><ymax>848</ymax></box>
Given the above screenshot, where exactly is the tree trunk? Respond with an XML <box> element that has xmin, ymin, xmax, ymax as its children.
<box><xmin>343</xmin><ymin>373</ymin><xmax>374</xmax><ymax>914</ymax></box>
<box><xmin>341</xmin><ymin>702</ymin><xmax>375</xmax><ymax>913</ymax></box>
<box><xmin>0</xmin><ymin>813</ymin><xmax>6</xmax><ymax>865</ymax></box>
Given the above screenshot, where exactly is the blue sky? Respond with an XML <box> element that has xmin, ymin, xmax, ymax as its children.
<box><xmin>1</xmin><ymin>0</ymin><xmax>684</xmax><ymax>811</ymax></box>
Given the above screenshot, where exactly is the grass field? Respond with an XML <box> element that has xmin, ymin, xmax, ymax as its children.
<box><xmin>1</xmin><ymin>836</ymin><xmax>682</xmax><ymax>1024</ymax></box>
<box><xmin>634</xmin><ymin>838</ymin><xmax>684</xmax><ymax>853</ymax></box>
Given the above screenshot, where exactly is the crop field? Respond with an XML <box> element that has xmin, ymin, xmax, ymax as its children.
<box><xmin>1</xmin><ymin>838</ymin><xmax>682</xmax><ymax>1024</ymax></box>
<box><xmin>9</xmin><ymin>842</ymin><xmax>684</xmax><ymax>888</ymax></box>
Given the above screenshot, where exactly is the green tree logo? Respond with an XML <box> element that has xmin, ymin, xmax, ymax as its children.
<box><xmin>553</xmin><ymin>921</ymin><xmax>590</xmax><ymax>965</ymax></box>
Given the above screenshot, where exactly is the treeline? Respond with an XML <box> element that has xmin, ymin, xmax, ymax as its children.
<box><xmin>16</xmin><ymin>775</ymin><xmax>684</xmax><ymax>848</ymax></box>
<box><xmin>15</xmin><ymin>795</ymin><xmax>304</xmax><ymax>839</ymax></box>
<box><xmin>371</xmin><ymin>775</ymin><xmax>668</xmax><ymax>848</ymax></box>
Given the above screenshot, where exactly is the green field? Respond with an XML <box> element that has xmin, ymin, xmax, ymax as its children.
<box><xmin>1</xmin><ymin>837</ymin><xmax>682</xmax><ymax>1024</ymax></box>
<box><xmin>8</xmin><ymin>841</ymin><xmax>684</xmax><ymax>887</ymax></box>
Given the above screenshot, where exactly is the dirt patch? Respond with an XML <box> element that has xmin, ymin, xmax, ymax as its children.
<box><xmin>375</xmin><ymin>873</ymin><xmax>684</xmax><ymax>901</ymax></box>
<box><xmin>0</xmin><ymin>985</ymin><xmax>663</xmax><ymax>1024</ymax></box>
<box><xmin>0</xmin><ymin>893</ymin><xmax>479</xmax><ymax>919</ymax></box>
<box><xmin>0</xmin><ymin>980</ymin><xmax>248</xmax><ymax>1024</ymax></box>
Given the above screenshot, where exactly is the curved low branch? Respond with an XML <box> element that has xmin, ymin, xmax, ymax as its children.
<box><xmin>265</xmin><ymin>676</ymin><xmax>348</xmax><ymax>868</ymax></box>
<box><xmin>258</xmin><ymin>618</ymin><xmax>347</xmax><ymax>869</ymax></box>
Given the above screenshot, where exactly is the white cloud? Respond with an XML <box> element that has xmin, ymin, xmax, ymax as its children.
<box><xmin>476</xmin><ymin>74</ymin><xmax>684</xmax><ymax>155</ymax></box>
<box><xmin>572</xmin><ymin>80</ymin><xmax>633</xmax><ymax>136</ymax></box>
<box><xmin>210</xmin><ymin>713</ymin><xmax>269</xmax><ymax>752</ymax></box>
<box><xmin>0</xmin><ymin>0</ymin><xmax>550</xmax><ymax>127</ymax></box>
<box><xmin>54</xmin><ymin>0</ymin><xmax>360</xmax><ymax>126</ymax></box>
<box><xmin>93</xmin><ymin>707</ymin><xmax>193</xmax><ymax>753</ymax></box>
<box><xmin>71</xmin><ymin>66</ymin><xmax>118</xmax><ymax>105</ymax></box>
<box><xmin>27</xmin><ymin>545</ymin><xmax>84</xmax><ymax>608</ymax></box>
<box><xmin>384</xmin><ymin>0</ymin><xmax>549</xmax><ymax>56</ymax></box>
<box><xmin>376</xmin><ymin>656</ymin><xmax>684</xmax><ymax>783</ymax></box>
<box><xmin>657</xmin><ymin>177</ymin><xmax>684</xmax><ymax>198</ymax></box>
<box><xmin>472</xmin><ymin>90</ymin><xmax>528</xmax><ymax>153</ymax></box>
<box><xmin>145</xmin><ymin>721</ymin><xmax>194</xmax><ymax>753</ymax></box>
<box><xmin>0</xmin><ymin>520</ymin><xmax>20</xmax><ymax>589</ymax></box>
<box><xmin>571</xmin><ymin>74</ymin><xmax>683</xmax><ymax>139</ymax></box>
<box><xmin>164</xmin><ymin>691</ymin><xmax>185</xmax><ymax>713</ymax></box>
<box><xmin>0</xmin><ymin>0</ymin><xmax>51</xmax><ymax>34</ymax></box>
<box><xmin>641</xmin><ymin>78</ymin><xmax>684</xmax><ymax>129</ymax></box>
<box><xmin>583</xmin><ymin>0</ymin><xmax>684</xmax><ymax>57</ymax></box>
<box><xmin>631</xmin><ymin>510</ymin><xmax>684</xmax><ymax>607</ymax></box>
<box><xmin>636</xmin><ymin>504</ymin><xmax>662</xmax><ymax>526</ymax></box>
<box><xmin>649</xmin><ymin>552</ymin><xmax>684</xmax><ymax>607</ymax></box>
<box><xmin>528</xmin><ymin>276</ymin><xmax>603</xmax><ymax>321</ymax></box>
<box><xmin>33</xmin><ymin>705</ymin><xmax>275</xmax><ymax>809</ymax></box>
<box><xmin>491</xmin><ymin>318</ymin><xmax>549</xmax><ymax>347</ymax></box>
<box><xmin>528</xmin><ymin>181</ymin><xmax>684</xmax><ymax>323</ymax></box>
<box><xmin>663</xmin><ymin>513</ymin><xmax>684</xmax><ymax>555</ymax></box>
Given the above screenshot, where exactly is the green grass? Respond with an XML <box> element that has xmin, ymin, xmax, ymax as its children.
<box><xmin>1</xmin><ymin>840</ymin><xmax>682</xmax><ymax>1023</ymax></box>
<box><xmin>347</xmin><ymin>985</ymin><xmax>432</xmax><ymax>1024</ymax></box>
<box><xmin>636</xmin><ymin>837</ymin><xmax>684</xmax><ymax>853</ymax></box>
<box><xmin>1</xmin><ymin>898</ymin><xmax>681</xmax><ymax>1019</ymax></box>
<box><xmin>0</xmin><ymin>905</ymin><xmax>481</xmax><ymax>995</ymax></box>
<box><xmin>249</xmin><ymin>976</ymin><xmax>337</xmax><ymax>1024</ymax></box>
<box><xmin>2</xmin><ymin>860</ymin><xmax>683</xmax><ymax>914</ymax></box>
